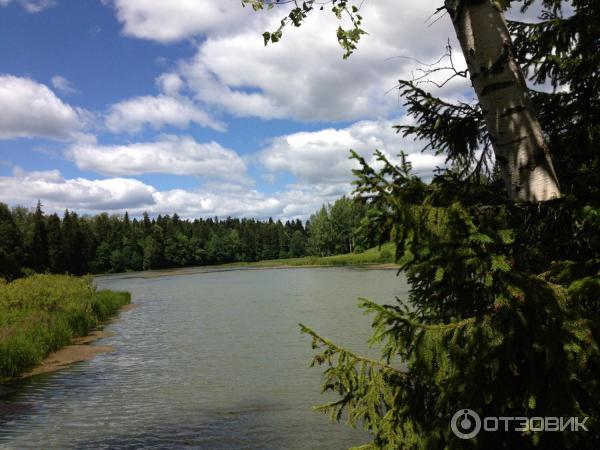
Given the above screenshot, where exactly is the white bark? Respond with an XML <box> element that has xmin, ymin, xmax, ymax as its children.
<box><xmin>445</xmin><ymin>0</ymin><xmax>561</xmax><ymax>202</ymax></box>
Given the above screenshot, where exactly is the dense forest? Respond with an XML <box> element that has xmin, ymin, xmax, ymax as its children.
<box><xmin>0</xmin><ymin>196</ymin><xmax>374</xmax><ymax>280</ymax></box>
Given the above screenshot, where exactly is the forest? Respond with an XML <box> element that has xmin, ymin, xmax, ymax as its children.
<box><xmin>0</xmin><ymin>196</ymin><xmax>373</xmax><ymax>280</ymax></box>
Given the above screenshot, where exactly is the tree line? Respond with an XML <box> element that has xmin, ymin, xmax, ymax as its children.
<box><xmin>0</xmin><ymin>196</ymin><xmax>377</xmax><ymax>280</ymax></box>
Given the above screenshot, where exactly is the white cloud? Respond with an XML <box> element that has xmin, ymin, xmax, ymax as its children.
<box><xmin>136</xmin><ymin>182</ymin><xmax>345</xmax><ymax>220</ymax></box>
<box><xmin>0</xmin><ymin>0</ymin><xmax>56</xmax><ymax>13</ymax></box>
<box><xmin>105</xmin><ymin>94</ymin><xmax>224</xmax><ymax>133</ymax></box>
<box><xmin>109</xmin><ymin>0</ymin><xmax>471</xmax><ymax>122</ymax></box>
<box><xmin>111</xmin><ymin>0</ymin><xmax>257</xmax><ymax>43</ymax></box>
<box><xmin>260</xmin><ymin>119</ymin><xmax>445</xmax><ymax>185</ymax></box>
<box><xmin>0</xmin><ymin>75</ymin><xmax>82</xmax><ymax>140</ymax></box>
<box><xmin>109</xmin><ymin>0</ymin><xmax>558</xmax><ymax>125</ymax></box>
<box><xmin>172</xmin><ymin>0</ymin><xmax>471</xmax><ymax>121</ymax></box>
<box><xmin>0</xmin><ymin>169</ymin><xmax>337</xmax><ymax>220</ymax></box>
<box><xmin>66</xmin><ymin>135</ymin><xmax>248</xmax><ymax>180</ymax></box>
<box><xmin>156</xmin><ymin>72</ymin><xmax>184</xmax><ymax>96</ymax></box>
<box><xmin>51</xmin><ymin>75</ymin><xmax>77</xmax><ymax>94</ymax></box>
<box><xmin>0</xmin><ymin>168</ymin><xmax>156</xmax><ymax>212</ymax></box>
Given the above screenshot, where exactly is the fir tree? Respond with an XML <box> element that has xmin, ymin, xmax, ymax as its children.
<box><xmin>243</xmin><ymin>0</ymin><xmax>600</xmax><ymax>447</ymax></box>
<box><xmin>0</xmin><ymin>203</ymin><xmax>24</xmax><ymax>280</ymax></box>
<box><xmin>28</xmin><ymin>200</ymin><xmax>48</xmax><ymax>273</ymax></box>
<box><xmin>46</xmin><ymin>213</ymin><xmax>63</xmax><ymax>273</ymax></box>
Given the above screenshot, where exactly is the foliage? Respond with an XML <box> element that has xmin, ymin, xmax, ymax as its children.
<box><xmin>258</xmin><ymin>0</ymin><xmax>600</xmax><ymax>448</ymax></box>
<box><xmin>0</xmin><ymin>274</ymin><xmax>130</xmax><ymax>380</ymax></box>
<box><xmin>229</xmin><ymin>242</ymin><xmax>396</xmax><ymax>268</ymax></box>
<box><xmin>243</xmin><ymin>0</ymin><xmax>367</xmax><ymax>58</ymax></box>
<box><xmin>0</xmin><ymin>203</ymin><xmax>24</xmax><ymax>280</ymax></box>
<box><xmin>0</xmin><ymin>195</ymin><xmax>377</xmax><ymax>278</ymax></box>
<box><xmin>301</xmin><ymin>151</ymin><xmax>600</xmax><ymax>448</ymax></box>
<box><xmin>307</xmin><ymin>196</ymin><xmax>371</xmax><ymax>257</ymax></box>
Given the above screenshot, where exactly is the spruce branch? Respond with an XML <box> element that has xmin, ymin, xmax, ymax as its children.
<box><xmin>299</xmin><ymin>323</ymin><xmax>405</xmax><ymax>374</ymax></box>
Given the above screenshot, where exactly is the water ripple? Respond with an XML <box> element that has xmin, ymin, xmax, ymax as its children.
<box><xmin>0</xmin><ymin>268</ymin><xmax>407</xmax><ymax>449</ymax></box>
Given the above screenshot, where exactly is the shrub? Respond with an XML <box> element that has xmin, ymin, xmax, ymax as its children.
<box><xmin>0</xmin><ymin>274</ymin><xmax>130</xmax><ymax>379</ymax></box>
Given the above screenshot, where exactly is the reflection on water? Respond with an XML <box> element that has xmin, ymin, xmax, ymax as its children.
<box><xmin>0</xmin><ymin>267</ymin><xmax>407</xmax><ymax>449</ymax></box>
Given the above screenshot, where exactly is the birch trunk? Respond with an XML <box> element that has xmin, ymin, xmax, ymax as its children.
<box><xmin>445</xmin><ymin>0</ymin><xmax>561</xmax><ymax>202</ymax></box>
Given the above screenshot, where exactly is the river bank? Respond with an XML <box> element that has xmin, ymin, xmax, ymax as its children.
<box><xmin>227</xmin><ymin>242</ymin><xmax>397</xmax><ymax>269</ymax></box>
<box><xmin>0</xmin><ymin>274</ymin><xmax>131</xmax><ymax>382</ymax></box>
<box><xmin>94</xmin><ymin>243</ymin><xmax>399</xmax><ymax>281</ymax></box>
<box><xmin>19</xmin><ymin>303</ymin><xmax>137</xmax><ymax>379</ymax></box>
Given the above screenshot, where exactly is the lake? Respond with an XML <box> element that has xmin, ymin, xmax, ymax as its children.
<box><xmin>0</xmin><ymin>267</ymin><xmax>408</xmax><ymax>449</ymax></box>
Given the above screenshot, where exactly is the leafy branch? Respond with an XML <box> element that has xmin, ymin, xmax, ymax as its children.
<box><xmin>243</xmin><ymin>0</ymin><xmax>367</xmax><ymax>58</ymax></box>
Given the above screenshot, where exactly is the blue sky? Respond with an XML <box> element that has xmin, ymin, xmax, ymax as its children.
<box><xmin>0</xmin><ymin>0</ymin><xmax>476</xmax><ymax>219</ymax></box>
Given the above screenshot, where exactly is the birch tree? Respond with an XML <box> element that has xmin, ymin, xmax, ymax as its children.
<box><xmin>245</xmin><ymin>0</ymin><xmax>563</xmax><ymax>202</ymax></box>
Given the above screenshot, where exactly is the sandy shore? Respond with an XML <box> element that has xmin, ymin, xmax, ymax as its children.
<box><xmin>19</xmin><ymin>303</ymin><xmax>138</xmax><ymax>379</ymax></box>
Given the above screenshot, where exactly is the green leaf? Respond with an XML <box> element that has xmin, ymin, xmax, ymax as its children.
<box><xmin>491</xmin><ymin>255</ymin><xmax>511</xmax><ymax>272</ymax></box>
<box><xmin>262</xmin><ymin>31</ymin><xmax>271</xmax><ymax>46</ymax></box>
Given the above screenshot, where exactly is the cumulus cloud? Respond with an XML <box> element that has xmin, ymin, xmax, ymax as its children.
<box><xmin>170</xmin><ymin>0</ymin><xmax>471</xmax><ymax>121</ymax></box>
<box><xmin>0</xmin><ymin>169</ymin><xmax>339</xmax><ymax>220</ymax></box>
<box><xmin>0</xmin><ymin>75</ymin><xmax>82</xmax><ymax>140</ymax></box>
<box><xmin>111</xmin><ymin>0</ymin><xmax>257</xmax><ymax>43</ymax></box>
<box><xmin>148</xmin><ymin>182</ymin><xmax>347</xmax><ymax>220</ymax></box>
<box><xmin>51</xmin><ymin>75</ymin><xmax>77</xmax><ymax>94</ymax></box>
<box><xmin>108</xmin><ymin>0</ymin><xmax>560</xmax><ymax>125</ymax></box>
<box><xmin>105</xmin><ymin>94</ymin><xmax>224</xmax><ymax>133</ymax></box>
<box><xmin>108</xmin><ymin>0</ymin><xmax>471</xmax><ymax>122</ymax></box>
<box><xmin>260</xmin><ymin>119</ymin><xmax>445</xmax><ymax>185</ymax></box>
<box><xmin>0</xmin><ymin>168</ymin><xmax>156</xmax><ymax>212</ymax></box>
<box><xmin>66</xmin><ymin>135</ymin><xmax>248</xmax><ymax>180</ymax></box>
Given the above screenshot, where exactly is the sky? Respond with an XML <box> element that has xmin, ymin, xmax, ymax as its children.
<box><xmin>0</xmin><ymin>0</ymin><xmax>493</xmax><ymax>220</ymax></box>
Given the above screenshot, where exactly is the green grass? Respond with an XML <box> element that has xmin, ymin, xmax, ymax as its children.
<box><xmin>0</xmin><ymin>274</ymin><xmax>130</xmax><ymax>380</ymax></box>
<box><xmin>229</xmin><ymin>242</ymin><xmax>397</xmax><ymax>268</ymax></box>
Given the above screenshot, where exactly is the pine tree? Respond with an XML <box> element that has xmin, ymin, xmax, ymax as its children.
<box><xmin>46</xmin><ymin>213</ymin><xmax>63</xmax><ymax>273</ymax></box>
<box><xmin>289</xmin><ymin>230</ymin><xmax>307</xmax><ymax>257</ymax></box>
<box><xmin>61</xmin><ymin>210</ymin><xmax>89</xmax><ymax>275</ymax></box>
<box><xmin>28</xmin><ymin>200</ymin><xmax>48</xmax><ymax>273</ymax></box>
<box><xmin>0</xmin><ymin>203</ymin><xmax>24</xmax><ymax>280</ymax></box>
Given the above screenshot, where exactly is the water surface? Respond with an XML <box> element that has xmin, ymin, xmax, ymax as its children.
<box><xmin>0</xmin><ymin>267</ymin><xmax>408</xmax><ymax>449</ymax></box>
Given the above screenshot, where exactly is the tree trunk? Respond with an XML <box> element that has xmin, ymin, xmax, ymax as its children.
<box><xmin>445</xmin><ymin>0</ymin><xmax>561</xmax><ymax>202</ymax></box>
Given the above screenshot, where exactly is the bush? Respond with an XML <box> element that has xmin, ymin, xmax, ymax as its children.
<box><xmin>0</xmin><ymin>274</ymin><xmax>130</xmax><ymax>379</ymax></box>
<box><xmin>379</xmin><ymin>248</ymin><xmax>392</xmax><ymax>262</ymax></box>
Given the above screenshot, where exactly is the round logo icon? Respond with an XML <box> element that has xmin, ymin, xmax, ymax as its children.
<box><xmin>451</xmin><ymin>409</ymin><xmax>481</xmax><ymax>439</ymax></box>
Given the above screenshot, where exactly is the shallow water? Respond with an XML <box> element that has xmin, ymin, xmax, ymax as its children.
<box><xmin>0</xmin><ymin>267</ymin><xmax>408</xmax><ymax>449</ymax></box>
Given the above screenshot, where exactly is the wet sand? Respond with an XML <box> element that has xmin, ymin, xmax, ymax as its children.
<box><xmin>19</xmin><ymin>303</ymin><xmax>138</xmax><ymax>379</ymax></box>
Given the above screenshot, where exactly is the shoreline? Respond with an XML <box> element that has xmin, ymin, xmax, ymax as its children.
<box><xmin>248</xmin><ymin>262</ymin><xmax>400</xmax><ymax>270</ymax></box>
<box><xmin>95</xmin><ymin>261</ymin><xmax>400</xmax><ymax>281</ymax></box>
<box><xmin>18</xmin><ymin>303</ymin><xmax>138</xmax><ymax>380</ymax></box>
<box><xmin>94</xmin><ymin>243</ymin><xmax>399</xmax><ymax>280</ymax></box>
<box><xmin>11</xmin><ymin>262</ymin><xmax>397</xmax><ymax>379</ymax></box>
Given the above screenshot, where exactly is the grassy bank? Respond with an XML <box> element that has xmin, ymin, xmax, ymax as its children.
<box><xmin>0</xmin><ymin>274</ymin><xmax>130</xmax><ymax>380</ymax></box>
<box><xmin>229</xmin><ymin>242</ymin><xmax>397</xmax><ymax>268</ymax></box>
